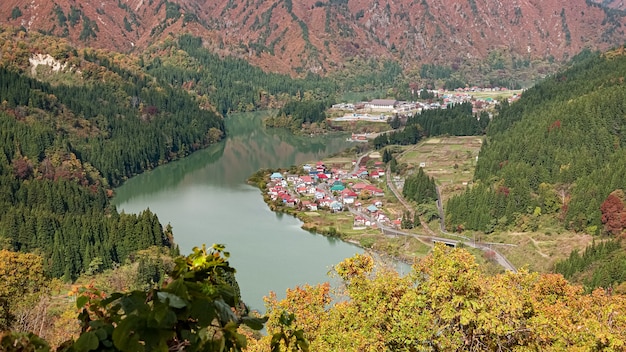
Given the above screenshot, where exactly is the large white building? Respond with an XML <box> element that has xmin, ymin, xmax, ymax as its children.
<box><xmin>365</xmin><ymin>99</ymin><xmax>398</xmax><ymax>111</ymax></box>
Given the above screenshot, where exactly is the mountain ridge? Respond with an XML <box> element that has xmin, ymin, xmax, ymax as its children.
<box><xmin>2</xmin><ymin>0</ymin><xmax>625</xmax><ymax>78</ymax></box>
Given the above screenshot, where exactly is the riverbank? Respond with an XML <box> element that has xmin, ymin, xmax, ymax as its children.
<box><xmin>248</xmin><ymin>162</ymin><xmax>523</xmax><ymax>273</ymax></box>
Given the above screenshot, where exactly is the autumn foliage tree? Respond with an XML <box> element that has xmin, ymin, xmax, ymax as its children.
<box><xmin>0</xmin><ymin>250</ymin><xmax>47</xmax><ymax>331</ymax></box>
<box><xmin>11</xmin><ymin>157</ymin><xmax>33</xmax><ymax>180</ymax></box>
<box><xmin>600</xmin><ymin>189</ymin><xmax>626</xmax><ymax>235</ymax></box>
<box><xmin>3</xmin><ymin>245</ymin><xmax>626</xmax><ymax>351</ymax></box>
<box><xmin>251</xmin><ymin>245</ymin><xmax>626</xmax><ymax>351</ymax></box>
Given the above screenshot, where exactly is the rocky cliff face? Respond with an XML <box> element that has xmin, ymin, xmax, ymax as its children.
<box><xmin>2</xmin><ymin>0</ymin><xmax>625</xmax><ymax>76</ymax></box>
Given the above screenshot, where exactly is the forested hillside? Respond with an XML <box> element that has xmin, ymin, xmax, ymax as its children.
<box><xmin>3</xmin><ymin>0</ymin><xmax>626</xmax><ymax>86</ymax></box>
<box><xmin>0</xmin><ymin>28</ymin><xmax>233</xmax><ymax>281</ymax></box>
<box><xmin>144</xmin><ymin>34</ymin><xmax>340</xmax><ymax>115</ymax></box>
<box><xmin>446</xmin><ymin>48</ymin><xmax>626</xmax><ymax>235</ymax></box>
<box><xmin>555</xmin><ymin>239</ymin><xmax>626</xmax><ymax>291</ymax></box>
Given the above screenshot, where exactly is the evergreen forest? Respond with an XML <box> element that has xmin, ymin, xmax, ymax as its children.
<box><xmin>0</xmin><ymin>48</ymin><xmax>218</xmax><ymax>280</ymax></box>
<box><xmin>372</xmin><ymin>102</ymin><xmax>489</xmax><ymax>149</ymax></box>
<box><xmin>402</xmin><ymin>167</ymin><xmax>438</xmax><ymax>204</ymax></box>
<box><xmin>143</xmin><ymin>34</ymin><xmax>340</xmax><ymax>115</ymax></box>
<box><xmin>446</xmin><ymin>48</ymin><xmax>626</xmax><ymax>236</ymax></box>
<box><xmin>554</xmin><ymin>239</ymin><xmax>626</xmax><ymax>291</ymax></box>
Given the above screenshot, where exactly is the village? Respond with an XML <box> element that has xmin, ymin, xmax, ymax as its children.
<box><xmin>329</xmin><ymin>88</ymin><xmax>522</xmax><ymax>141</ymax></box>
<box><xmin>331</xmin><ymin>88</ymin><xmax>522</xmax><ymax>116</ymax></box>
<box><xmin>259</xmin><ymin>88</ymin><xmax>520</xmax><ymax>241</ymax></box>
<box><xmin>255</xmin><ymin>131</ymin><xmax>523</xmax><ymax>272</ymax></box>
<box><xmin>252</xmin><ymin>87</ymin><xmax>524</xmax><ymax>265</ymax></box>
<box><xmin>263</xmin><ymin>155</ymin><xmax>403</xmax><ymax>231</ymax></box>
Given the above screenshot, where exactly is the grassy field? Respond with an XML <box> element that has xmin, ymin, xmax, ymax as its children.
<box><xmin>470</xmin><ymin>89</ymin><xmax>523</xmax><ymax>100</ymax></box>
<box><xmin>322</xmin><ymin>156</ymin><xmax>356</xmax><ymax>171</ymax></box>
<box><xmin>481</xmin><ymin>230</ymin><xmax>594</xmax><ymax>273</ymax></box>
<box><xmin>398</xmin><ymin>136</ymin><xmax>482</xmax><ymax>203</ymax></box>
<box><xmin>299</xmin><ymin>209</ymin><xmax>431</xmax><ymax>258</ymax></box>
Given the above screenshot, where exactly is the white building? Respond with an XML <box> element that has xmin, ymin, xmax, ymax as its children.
<box><xmin>365</xmin><ymin>99</ymin><xmax>398</xmax><ymax>111</ymax></box>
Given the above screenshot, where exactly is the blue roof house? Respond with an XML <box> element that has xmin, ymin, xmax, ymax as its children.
<box><xmin>330</xmin><ymin>201</ymin><xmax>343</xmax><ymax>211</ymax></box>
<box><xmin>330</xmin><ymin>184</ymin><xmax>345</xmax><ymax>192</ymax></box>
<box><xmin>367</xmin><ymin>205</ymin><xmax>378</xmax><ymax>213</ymax></box>
<box><xmin>270</xmin><ymin>172</ymin><xmax>284</xmax><ymax>180</ymax></box>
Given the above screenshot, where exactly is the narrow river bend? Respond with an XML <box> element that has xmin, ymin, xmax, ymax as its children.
<box><xmin>113</xmin><ymin>111</ymin><xmax>363</xmax><ymax>311</ymax></box>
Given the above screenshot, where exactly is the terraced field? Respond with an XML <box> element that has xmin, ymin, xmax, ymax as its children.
<box><xmin>398</xmin><ymin>136</ymin><xmax>483</xmax><ymax>204</ymax></box>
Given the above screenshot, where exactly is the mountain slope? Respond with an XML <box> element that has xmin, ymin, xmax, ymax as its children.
<box><xmin>2</xmin><ymin>0</ymin><xmax>626</xmax><ymax>77</ymax></box>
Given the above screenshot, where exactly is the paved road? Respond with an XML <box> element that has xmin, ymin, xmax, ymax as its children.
<box><xmin>350</xmin><ymin>153</ymin><xmax>368</xmax><ymax>175</ymax></box>
<box><xmin>434</xmin><ymin>186</ymin><xmax>469</xmax><ymax>241</ymax></box>
<box><xmin>348</xmin><ymin>207</ymin><xmax>456</xmax><ymax>246</ymax></box>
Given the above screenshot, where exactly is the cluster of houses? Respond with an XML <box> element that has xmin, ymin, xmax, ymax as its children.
<box><xmin>331</xmin><ymin>88</ymin><xmax>521</xmax><ymax>117</ymax></box>
<box><xmin>440</xmin><ymin>92</ymin><xmax>520</xmax><ymax>114</ymax></box>
<box><xmin>265</xmin><ymin>160</ymin><xmax>400</xmax><ymax>229</ymax></box>
<box><xmin>451</xmin><ymin>86</ymin><xmax>511</xmax><ymax>93</ymax></box>
<box><xmin>332</xmin><ymin>97</ymin><xmax>477</xmax><ymax>116</ymax></box>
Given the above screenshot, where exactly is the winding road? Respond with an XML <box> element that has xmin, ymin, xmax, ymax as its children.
<box><xmin>350</xmin><ymin>153</ymin><xmax>368</xmax><ymax>175</ymax></box>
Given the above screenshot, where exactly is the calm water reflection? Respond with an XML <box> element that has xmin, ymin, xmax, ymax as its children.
<box><xmin>113</xmin><ymin>112</ymin><xmax>365</xmax><ymax>311</ymax></box>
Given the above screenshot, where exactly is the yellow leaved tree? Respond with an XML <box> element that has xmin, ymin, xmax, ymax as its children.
<box><xmin>253</xmin><ymin>245</ymin><xmax>626</xmax><ymax>351</ymax></box>
<box><xmin>0</xmin><ymin>250</ymin><xmax>47</xmax><ymax>331</ymax></box>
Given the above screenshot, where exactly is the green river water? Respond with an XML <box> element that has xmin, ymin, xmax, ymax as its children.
<box><xmin>113</xmin><ymin>111</ymin><xmax>369</xmax><ymax>311</ymax></box>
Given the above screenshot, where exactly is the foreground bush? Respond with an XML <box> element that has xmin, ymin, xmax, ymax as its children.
<box><xmin>1</xmin><ymin>244</ymin><xmax>266</xmax><ymax>352</ymax></box>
